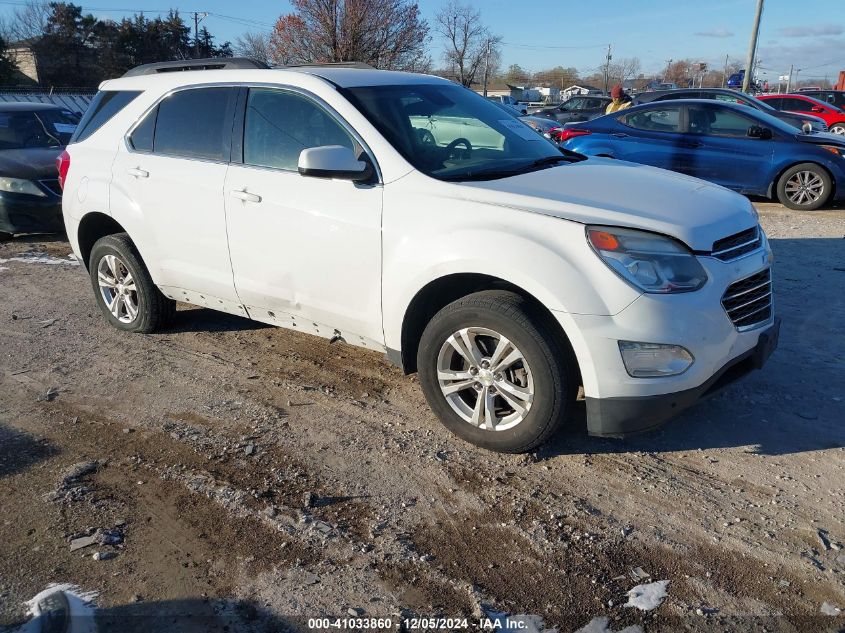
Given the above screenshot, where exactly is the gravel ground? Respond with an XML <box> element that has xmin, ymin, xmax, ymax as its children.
<box><xmin>0</xmin><ymin>202</ymin><xmax>844</xmax><ymax>633</ymax></box>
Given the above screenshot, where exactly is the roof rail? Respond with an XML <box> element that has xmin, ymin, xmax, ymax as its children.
<box><xmin>281</xmin><ymin>62</ymin><xmax>375</xmax><ymax>70</ymax></box>
<box><xmin>122</xmin><ymin>57</ymin><xmax>270</xmax><ymax>77</ymax></box>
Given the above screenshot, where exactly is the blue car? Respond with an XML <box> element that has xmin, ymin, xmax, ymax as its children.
<box><xmin>561</xmin><ymin>99</ymin><xmax>845</xmax><ymax>210</ymax></box>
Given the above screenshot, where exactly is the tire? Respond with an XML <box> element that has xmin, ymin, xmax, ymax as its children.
<box><xmin>417</xmin><ymin>290</ymin><xmax>577</xmax><ymax>453</ymax></box>
<box><xmin>828</xmin><ymin>122</ymin><xmax>845</xmax><ymax>135</ymax></box>
<box><xmin>88</xmin><ymin>233</ymin><xmax>175</xmax><ymax>333</ymax></box>
<box><xmin>0</xmin><ymin>231</ymin><xmax>12</xmax><ymax>242</ymax></box>
<box><xmin>776</xmin><ymin>163</ymin><xmax>832</xmax><ymax>211</ymax></box>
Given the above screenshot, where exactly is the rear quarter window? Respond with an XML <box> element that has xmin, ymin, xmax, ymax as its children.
<box><xmin>71</xmin><ymin>90</ymin><xmax>141</xmax><ymax>144</ymax></box>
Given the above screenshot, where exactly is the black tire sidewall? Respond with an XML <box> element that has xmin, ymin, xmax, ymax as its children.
<box><xmin>417</xmin><ymin>297</ymin><xmax>569</xmax><ymax>453</ymax></box>
<box><xmin>89</xmin><ymin>235</ymin><xmax>157</xmax><ymax>333</ymax></box>
<box><xmin>777</xmin><ymin>163</ymin><xmax>832</xmax><ymax>211</ymax></box>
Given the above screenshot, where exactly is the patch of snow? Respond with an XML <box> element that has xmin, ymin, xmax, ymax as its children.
<box><xmin>0</xmin><ymin>253</ymin><xmax>79</xmax><ymax>266</ymax></box>
<box><xmin>821</xmin><ymin>601</ymin><xmax>841</xmax><ymax>616</ymax></box>
<box><xmin>576</xmin><ymin>617</ymin><xmax>644</xmax><ymax>633</ymax></box>
<box><xmin>10</xmin><ymin>583</ymin><xmax>97</xmax><ymax>633</ymax></box>
<box><xmin>625</xmin><ymin>579</ymin><xmax>669</xmax><ymax>611</ymax></box>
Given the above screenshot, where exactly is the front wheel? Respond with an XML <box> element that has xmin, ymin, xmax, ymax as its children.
<box><xmin>828</xmin><ymin>122</ymin><xmax>845</xmax><ymax>135</ymax></box>
<box><xmin>776</xmin><ymin>163</ymin><xmax>832</xmax><ymax>211</ymax></box>
<box><xmin>88</xmin><ymin>233</ymin><xmax>175</xmax><ymax>333</ymax></box>
<box><xmin>417</xmin><ymin>291</ymin><xmax>577</xmax><ymax>453</ymax></box>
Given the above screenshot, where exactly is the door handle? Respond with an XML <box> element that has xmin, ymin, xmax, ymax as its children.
<box><xmin>127</xmin><ymin>167</ymin><xmax>149</xmax><ymax>178</ymax></box>
<box><xmin>611</xmin><ymin>132</ymin><xmax>629</xmax><ymax>138</ymax></box>
<box><xmin>231</xmin><ymin>189</ymin><xmax>262</xmax><ymax>203</ymax></box>
<box><xmin>681</xmin><ymin>141</ymin><xmax>702</xmax><ymax>149</ymax></box>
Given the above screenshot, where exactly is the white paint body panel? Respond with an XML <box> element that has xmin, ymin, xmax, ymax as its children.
<box><xmin>63</xmin><ymin>67</ymin><xmax>771</xmax><ymax>412</ymax></box>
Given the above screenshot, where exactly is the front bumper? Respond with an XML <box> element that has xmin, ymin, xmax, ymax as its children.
<box><xmin>585</xmin><ymin>317</ymin><xmax>780</xmax><ymax>436</ymax></box>
<box><xmin>0</xmin><ymin>191</ymin><xmax>64</xmax><ymax>235</ymax></box>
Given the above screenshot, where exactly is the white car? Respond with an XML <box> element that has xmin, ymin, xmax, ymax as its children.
<box><xmin>58</xmin><ymin>59</ymin><xmax>779</xmax><ymax>453</ymax></box>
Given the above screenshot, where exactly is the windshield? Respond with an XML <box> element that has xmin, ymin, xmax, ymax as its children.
<box><xmin>343</xmin><ymin>83</ymin><xmax>563</xmax><ymax>181</ymax></box>
<box><xmin>0</xmin><ymin>109</ymin><xmax>79</xmax><ymax>150</ymax></box>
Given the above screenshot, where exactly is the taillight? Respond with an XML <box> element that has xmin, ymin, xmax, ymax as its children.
<box><xmin>557</xmin><ymin>128</ymin><xmax>592</xmax><ymax>143</ymax></box>
<box><xmin>56</xmin><ymin>150</ymin><xmax>70</xmax><ymax>190</ymax></box>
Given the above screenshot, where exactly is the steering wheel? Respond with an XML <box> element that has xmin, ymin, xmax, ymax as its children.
<box><xmin>417</xmin><ymin>128</ymin><xmax>436</xmax><ymax>146</ymax></box>
<box><xmin>444</xmin><ymin>137</ymin><xmax>472</xmax><ymax>160</ymax></box>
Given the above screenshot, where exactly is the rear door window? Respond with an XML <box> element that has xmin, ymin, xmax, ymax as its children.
<box><xmin>623</xmin><ymin>107</ymin><xmax>681</xmax><ymax>132</ymax></box>
<box><xmin>153</xmin><ymin>87</ymin><xmax>237</xmax><ymax>161</ymax></box>
<box><xmin>71</xmin><ymin>90</ymin><xmax>140</xmax><ymax>144</ymax></box>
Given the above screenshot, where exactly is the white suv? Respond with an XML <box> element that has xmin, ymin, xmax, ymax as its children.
<box><xmin>59</xmin><ymin>59</ymin><xmax>779</xmax><ymax>453</ymax></box>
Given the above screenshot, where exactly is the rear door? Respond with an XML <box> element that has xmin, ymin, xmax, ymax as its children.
<box><xmin>110</xmin><ymin>86</ymin><xmax>241</xmax><ymax>308</ymax></box>
<box><xmin>611</xmin><ymin>105</ymin><xmax>687</xmax><ymax>171</ymax></box>
<box><xmin>680</xmin><ymin>103</ymin><xmax>774</xmax><ymax>193</ymax></box>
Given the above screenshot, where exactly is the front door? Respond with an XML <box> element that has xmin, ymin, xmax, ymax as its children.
<box><xmin>680</xmin><ymin>104</ymin><xmax>774</xmax><ymax>193</ymax></box>
<box><xmin>223</xmin><ymin>87</ymin><xmax>384</xmax><ymax>347</ymax></box>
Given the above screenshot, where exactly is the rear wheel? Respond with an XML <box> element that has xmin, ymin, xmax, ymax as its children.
<box><xmin>828</xmin><ymin>122</ymin><xmax>845</xmax><ymax>135</ymax></box>
<box><xmin>417</xmin><ymin>290</ymin><xmax>576</xmax><ymax>453</ymax></box>
<box><xmin>89</xmin><ymin>233</ymin><xmax>175</xmax><ymax>333</ymax></box>
<box><xmin>776</xmin><ymin>163</ymin><xmax>832</xmax><ymax>211</ymax></box>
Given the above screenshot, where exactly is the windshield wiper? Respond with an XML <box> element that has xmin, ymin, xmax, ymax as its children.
<box><xmin>441</xmin><ymin>153</ymin><xmax>583</xmax><ymax>181</ymax></box>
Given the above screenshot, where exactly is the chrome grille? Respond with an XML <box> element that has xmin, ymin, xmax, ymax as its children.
<box><xmin>39</xmin><ymin>179</ymin><xmax>62</xmax><ymax>197</ymax></box>
<box><xmin>721</xmin><ymin>268</ymin><xmax>772</xmax><ymax>330</ymax></box>
<box><xmin>711</xmin><ymin>226</ymin><xmax>761</xmax><ymax>261</ymax></box>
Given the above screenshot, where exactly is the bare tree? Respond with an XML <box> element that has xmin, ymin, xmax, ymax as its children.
<box><xmin>4</xmin><ymin>0</ymin><xmax>50</xmax><ymax>42</ymax></box>
<box><xmin>270</xmin><ymin>0</ymin><xmax>430</xmax><ymax>71</ymax></box>
<box><xmin>234</xmin><ymin>31</ymin><xmax>273</xmax><ymax>65</ymax></box>
<box><xmin>435</xmin><ymin>1</ymin><xmax>499</xmax><ymax>87</ymax></box>
<box><xmin>608</xmin><ymin>57</ymin><xmax>640</xmax><ymax>86</ymax></box>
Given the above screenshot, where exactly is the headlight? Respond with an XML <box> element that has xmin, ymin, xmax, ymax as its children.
<box><xmin>0</xmin><ymin>177</ymin><xmax>46</xmax><ymax>197</ymax></box>
<box><xmin>586</xmin><ymin>225</ymin><xmax>708</xmax><ymax>293</ymax></box>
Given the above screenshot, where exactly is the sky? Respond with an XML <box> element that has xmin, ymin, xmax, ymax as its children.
<box><xmin>0</xmin><ymin>0</ymin><xmax>842</xmax><ymax>82</ymax></box>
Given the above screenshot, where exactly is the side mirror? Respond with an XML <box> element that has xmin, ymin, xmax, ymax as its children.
<box><xmin>747</xmin><ymin>125</ymin><xmax>772</xmax><ymax>140</ymax></box>
<box><xmin>298</xmin><ymin>146</ymin><xmax>373</xmax><ymax>182</ymax></box>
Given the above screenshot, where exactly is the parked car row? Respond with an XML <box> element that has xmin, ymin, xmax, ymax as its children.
<box><xmin>560</xmin><ymin>98</ymin><xmax>845</xmax><ymax>210</ymax></box>
<box><xmin>0</xmin><ymin>102</ymin><xmax>80</xmax><ymax>239</ymax></box>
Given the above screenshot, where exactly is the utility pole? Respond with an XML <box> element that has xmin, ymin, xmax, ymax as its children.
<box><xmin>722</xmin><ymin>54</ymin><xmax>729</xmax><ymax>87</ymax></box>
<box><xmin>482</xmin><ymin>38</ymin><xmax>491</xmax><ymax>98</ymax></box>
<box><xmin>742</xmin><ymin>0</ymin><xmax>764</xmax><ymax>92</ymax></box>
<box><xmin>663</xmin><ymin>58</ymin><xmax>672</xmax><ymax>83</ymax></box>
<box><xmin>192</xmin><ymin>12</ymin><xmax>208</xmax><ymax>58</ymax></box>
<box><xmin>603</xmin><ymin>44</ymin><xmax>612</xmax><ymax>94</ymax></box>
<box><xmin>785</xmin><ymin>64</ymin><xmax>793</xmax><ymax>92</ymax></box>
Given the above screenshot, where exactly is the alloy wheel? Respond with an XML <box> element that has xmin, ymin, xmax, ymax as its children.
<box><xmin>784</xmin><ymin>170</ymin><xmax>825</xmax><ymax>206</ymax></box>
<box><xmin>97</xmin><ymin>254</ymin><xmax>139</xmax><ymax>324</ymax></box>
<box><xmin>829</xmin><ymin>124</ymin><xmax>845</xmax><ymax>135</ymax></box>
<box><xmin>436</xmin><ymin>326</ymin><xmax>534</xmax><ymax>431</ymax></box>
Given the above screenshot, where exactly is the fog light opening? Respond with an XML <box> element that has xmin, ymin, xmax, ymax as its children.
<box><xmin>618</xmin><ymin>341</ymin><xmax>694</xmax><ymax>378</ymax></box>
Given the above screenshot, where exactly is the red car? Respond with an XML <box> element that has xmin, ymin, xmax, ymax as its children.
<box><xmin>757</xmin><ymin>94</ymin><xmax>845</xmax><ymax>135</ymax></box>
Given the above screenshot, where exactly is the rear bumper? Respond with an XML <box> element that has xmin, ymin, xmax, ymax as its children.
<box><xmin>0</xmin><ymin>192</ymin><xmax>64</xmax><ymax>234</ymax></box>
<box><xmin>586</xmin><ymin>317</ymin><xmax>780</xmax><ymax>437</ymax></box>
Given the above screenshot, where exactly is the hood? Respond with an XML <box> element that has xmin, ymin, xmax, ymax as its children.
<box><xmin>0</xmin><ymin>147</ymin><xmax>63</xmax><ymax>179</ymax></box>
<box><xmin>795</xmin><ymin>131</ymin><xmax>845</xmax><ymax>147</ymax></box>
<box><xmin>456</xmin><ymin>158</ymin><xmax>756</xmax><ymax>251</ymax></box>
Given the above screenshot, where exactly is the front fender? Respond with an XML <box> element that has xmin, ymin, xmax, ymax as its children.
<box><xmin>381</xmin><ymin>179</ymin><xmax>641</xmax><ymax>351</ymax></box>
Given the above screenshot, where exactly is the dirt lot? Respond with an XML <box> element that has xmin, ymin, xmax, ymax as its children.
<box><xmin>1</xmin><ymin>202</ymin><xmax>844</xmax><ymax>633</ymax></box>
